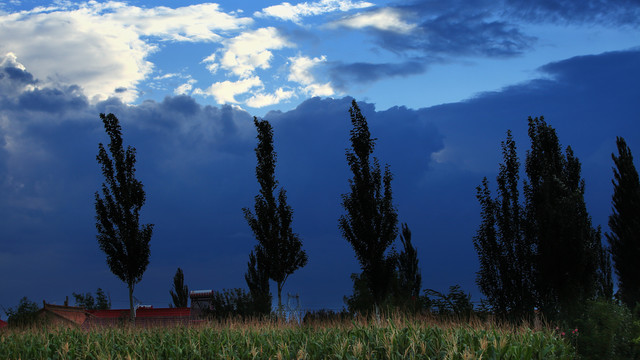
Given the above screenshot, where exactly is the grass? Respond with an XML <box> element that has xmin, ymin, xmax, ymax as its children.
<box><xmin>0</xmin><ymin>314</ymin><xmax>575</xmax><ymax>359</ymax></box>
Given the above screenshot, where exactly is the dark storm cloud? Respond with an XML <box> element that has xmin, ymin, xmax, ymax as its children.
<box><xmin>17</xmin><ymin>85</ymin><xmax>88</xmax><ymax>113</ymax></box>
<box><xmin>1</xmin><ymin>49</ymin><xmax>639</xmax><ymax>312</ymax></box>
<box><xmin>328</xmin><ymin>60</ymin><xmax>428</xmax><ymax>90</ymax></box>
<box><xmin>328</xmin><ymin>0</ymin><xmax>638</xmax><ymax>86</ymax></box>
<box><xmin>504</xmin><ymin>0</ymin><xmax>640</xmax><ymax>25</ymax></box>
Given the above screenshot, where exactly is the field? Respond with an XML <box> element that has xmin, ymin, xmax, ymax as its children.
<box><xmin>0</xmin><ymin>315</ymin><xmax>574</xmax><ymax>359</ymax></box>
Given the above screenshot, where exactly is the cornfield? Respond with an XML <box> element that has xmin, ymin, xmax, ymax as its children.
<box><xmin>0</xmin><ymin>315</ymin><xmax>575</xmax><ymax>359</ymax></box>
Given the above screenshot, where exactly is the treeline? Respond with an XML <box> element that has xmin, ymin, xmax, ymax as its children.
<box><xmin>474</xmin><ymin>117</ymin><xmax>640</xmax><ymax>359</ymax></box>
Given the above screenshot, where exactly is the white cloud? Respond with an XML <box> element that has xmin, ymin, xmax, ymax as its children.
<box><xmin>103</xmin><ymin>3</ymin><xmax>252</xmax><ymax>42</ymax></box>
<box><xmin>217</xmin><ymin>27</ymin><xmax>293</xmax><ymax>78</ymax></box>
<box><xmin>174</xmin><ymin>79</ymin><xmax>197</xmax><ymax>95</ymax></box>
<box><xmin>202</xmin><ymin>54</ymin><xmax>220</xmax><ymax>74</ymax></box>
<box><xmin>288</xmin><ymin>55</ymin><xmax>326</xmax><ymax>85</ymax></box>
<box><xmin>255</xmin><ymin>0</ymin><xmax>374</xmax><ymax>24</ymax></box>
<box><xmin>193</xmin><ymin>76</ymin><xmax>263</xmax><ymax>104</ymax></box>
<box><xmin>246</xmin><ymin>87</ymin><xmax>295</xmax><ymax>108</ymax></box>
<box><xmin>330</xmin><ymin>8</ymin><xmax>417</xmax><ymax>33</ymax></box>
<box><xmin>288</xmin><ymin>55</ymin><xmax>335</xmax><ymax>97</ymax></box>
<box><xmin>0</xmin><ymin>2</ymin><xmax>252</xmax><ymax>103</ymax></box>
<box><xmin>303</xmin><ymin>82</ymin><xmax>335</xmax><ymax>97</ymax></box>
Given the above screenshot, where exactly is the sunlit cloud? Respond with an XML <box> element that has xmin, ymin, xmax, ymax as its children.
<box><xmin>193</xmin><ymin>76</ymin><xmax>262</xmax><ymax>104</ymax></box>
<box><xmin>288</xmin><ymin>55</ymin><xmax>335</xmax><ymax>97</ymax></box>
<box><xmin>246</xmin><ymin>87</ymin><xmax>295</xmax><ymax>108</ymax></box>
<box><xmin>216</xmin><ymin>27</ymin><xmax>293</xmax><ymax>78</ymax></box>
<box><xmin>0</xmin><ymin>2</ymin><xmax>252</xmax><ymax>103</ymax></box>
<box><xmin>329</xmin><ymin>8</ymin><xmax>417</xmax><ymax>34</ymax></box>
<box><xmin>174</xmin><ymin>79</ymin><xmax>197</xmax><ymax>95</ymax></box>
<box><xmin>255</xmin><ymin>0</ymin><xmax>374</xmax><ymax>24</ymax></box>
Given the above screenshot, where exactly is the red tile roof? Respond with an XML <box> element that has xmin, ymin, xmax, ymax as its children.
<box><xmin>136</xmin><ymin>307</ymin><xmax>190</xmax><ymax>318</ymax></box>
<box><xmin>88</xmin><ymin>308</ymin><xmax>190</xmax><ymax>318</ymax></box>
<box><xmin>0</xmin><ymin>319</ymin><xmax>7</xmax><ymax>328</ymax></box>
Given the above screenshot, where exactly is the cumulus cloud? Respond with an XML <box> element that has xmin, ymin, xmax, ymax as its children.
<box><xmin>103</xmin><ymin>3</ymin><xmax>253</xmax><ymax>42</ymax></box>
<box><xmin>329</xmin><ymin>7</ymin><xmax>417</xmax><ymax>33</ymax></box>
<box><xmin>246</xmin><ymin>87</ymin><xmax>296</xmax><ymax>108</ymax></box>
<box><xmin>255</xmin><ymin>0</ymin><xmax>374</xmax><ymax>24</ymax></box>
<box><xmin>194</xmin><ymin>76</ymin><xmax>263</xmax><ymax>104</ymax></box>
<box><xmin>0</xmin><ymin>2</ymin><xmax>252</xmax><ymax>103</ymax></box>
<box><xmin>174</xmin><ymin>79</ymin><xmax>197</xmax><ymax>95</ymax></box>
<box><xmin>288</xmin><ymin>55</ymin><xmax>335</xmax><ymax>97</ymax></box>
<box><xmin>217</xmin><ymin>27</ymin><xmax>293</xmax><ymax>78</ymax></box>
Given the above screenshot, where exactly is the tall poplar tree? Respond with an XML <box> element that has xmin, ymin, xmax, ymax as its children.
<box><xmin>607</xmin><ymin>136</ymin><xmax>640</xmax><ymax>309</ymax></box>
<box><xmin>524</xmin><ymin>116</ymin><xmax>604</xmax><ymax>320</ymax></box>
<box><xmin>339</xmin><ymin>100</ymin><xmax>398</xmax><ymax>312</ymax></box>
<box><xmin>397</xmin><ymin>223</ymin><xmax>421</xmax><ymax>309</ymax></box>
<box><xmin>95</xmin><ymin>113</ymin><xmax>153</xmax><ymax>322</ymax></box>
<box><xmin>243</xmin><ymin>117</ymin><xmax>307</xmax><ymax>314</ymax></box>
<box><xmin>169</xmin><ymin>267</ymin><xmax>189</xmax><ymax>308</ymax></box>
<box><xmin>474</xmin><ymin>131</ymin><xmax>535</xmax><ymax>321</ymax></box>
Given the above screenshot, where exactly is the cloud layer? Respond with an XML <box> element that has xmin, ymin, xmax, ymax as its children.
<box><xmin>1</xmin><ymin>48</ymin><xmax>638</xmax><ymax>310</ymax></box>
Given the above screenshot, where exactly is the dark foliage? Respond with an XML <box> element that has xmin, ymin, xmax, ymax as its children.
<box><xmin>73</xmin><ymin>288</ymin><xmax>111</xmax><ymax>310</ymax></box>
<box><xmin>423</xmin><ymin>285</ymin><xmax>474</xmax><ymax>321</ymax></box>
<box><xmin>572</xmin><ymin>300</ymin><xmax>640</xmax><ymax>360</ymax></box>
<box><xmin>3</xmin><ymin>297</ymin><xmax>39</xmax><ymax>327</ymax></box>
<box><xmin>396</xmin><ymin>223</ymin><xmax>422</xmax><ymax>311</ymax></box>
<box><xmin>339</xmin><ymin>99</ymin><xmax>398</xmax><ymax>312</ymax></box>
<box><xmin>95</xmin><ymin>113</ymin><xmax>153</xmax><ymax>322</ymax></box>
<box><xmin>202</xmin><ymin>288</ymin><xmax>258</xmax><ymax>320</ymax></box>
<box><xmin>607</xmin><ymin>137</ymin><xmax>640</xmax><ymax>309</ymax></box>
<box><xmin>524</xmin><ymin>116</ymin><xmax>607</xmax><ymax>320</ymax></box>
<box><xmin>243</xmin><ymin>117</ymin><xmax>307</xmax><ymax>314</ymax></box>
<box><xmin>473</xmin><ymin>131</ymin><xmax>535</xmax><ymax>322</ymax></box>
<box><xmin>245</xmin><ymin>249</ymin><xmax>272</xmax><ymax>315</ymax></box>
<box><xmin>169</xmin><ymin>268</ymin><xmax>189</xmax><ymax>308</ymax></box>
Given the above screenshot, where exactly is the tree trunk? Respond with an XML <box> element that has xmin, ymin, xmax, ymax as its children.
<box><xmin>128</xmin><ymin>284</ymin><xmax>135</xmax><ymax>324</ymax></box>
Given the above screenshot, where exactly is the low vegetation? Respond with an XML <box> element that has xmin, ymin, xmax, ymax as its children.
<box><xmin>0</xmin><ymin>314</ymin><xmax>574</xmax><ymax>359</ymax></box>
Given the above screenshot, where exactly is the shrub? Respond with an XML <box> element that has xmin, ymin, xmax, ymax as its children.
<box><xmin>4</xmin><ymin>297</ymin><xmax>39</xmax><ymax>327</ymax></box>
<box><xmin>571</xmin><ymin>299</ymin><xmax>640</xmax><ymax>359</ymax></box>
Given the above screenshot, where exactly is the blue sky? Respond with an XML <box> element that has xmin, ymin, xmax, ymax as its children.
<box><xmin>0</xmin><ymin>0</ymin><xmax>639</xmax><ymax>314</ymax></box>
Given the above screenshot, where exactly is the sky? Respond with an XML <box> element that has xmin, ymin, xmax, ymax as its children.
<box><xmin>0</xmin><ymin>0</ymin><xmax>639</xmax><ymax>315</ymax></box>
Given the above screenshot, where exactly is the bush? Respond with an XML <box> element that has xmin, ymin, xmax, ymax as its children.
<box><xmin>4</xmin><ymin>297</ymin><xmax>39</xmax><ymax>327</ymax></box>
<box><xmin>202</xmin><ymin>288</ymin><xmax>258</xmax><ymax>320</ymax></box>
<box><xmin>571</xmin><ymin>299</ymin><xmax>640</xmax><ymax>359</ymax></box>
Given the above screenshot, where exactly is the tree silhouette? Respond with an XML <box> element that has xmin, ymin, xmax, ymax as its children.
<box><xmin>245</xmin><ymin>249</ymin><xmax>272</xmax><ymax>315</ymax></box>
<box><xmin>95</xmin><ymin>113</ymin><xmax>153</xmax><ymax>323</ymax></box>
<box><xmin>243</xmin><ymin>117</ymin><xmax>307</xmax><ymax>314</ymax></box>
<box><xmin>474</xmin><ymin>131</ymin><xmax>535</xmax><ymax>322</ymax></box>
<box><xmin>339</xmin><ymin>100</ymin><xmax>398</xmax><ymax>313</ymax></box>
<box><xmin>397</xmin><ymin>223</ymin><xmax>421</xmax><ymax>309</ymax></box>
<box><xmin>169</xmin><ymin>267</ymin><xmax>189</xmax><ymax>308</ymax></box>
<box><xmin>524</xmin><ymin>116</ymin><xmax>606</xmax><ymax>320</ymax></box>
<box><xmin>73</xmin><ymin>288</ymin><xmax>111</xmax><ymax>310</ymax></box>
<box><xmin>607</xmin><ymin>136</ymin><xmax>640</xmax><ymax>309</ymax></box>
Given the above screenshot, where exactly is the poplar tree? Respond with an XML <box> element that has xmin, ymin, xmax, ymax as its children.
<box><xmin>245</xmin><ymin>249</ymin><xmax>272</xmax><ymax>315</ymax></box>
<box><xmin>243</xmin><ymin>117</ymin><xmax>307</xmax><ymax>314</ymax></box>
<box><xmin>524</xmin><ymin>116</ymin><xmax>604</xmax><ymax>320</ymax></box>
<box><xmin>169</xmin><ymin>267</ymin><xmax>189</xmax><ymax>308</ymax></box>
<box><xmin>474</xmin><ymin>131</ymin><xmax>535</xmax><ymax>321</ymax></box>
<box><xmin>397</xmin><ymin>223</ymin><xmax>421</xmax><ymax>308</ymax></box>
<box><xmin>95</xmin><ymin>113</ymin><xmax>153</xmax><ymax>323</ymax></box>
<box><xmin>339</xmin><ymin>100</ymin><xmax>398</xmax><ymax>312</ymax></box>
<box><xmin>607</xmin><ymin>137</ymin><xmax>640</xmax><ymax>309</ymax></box>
